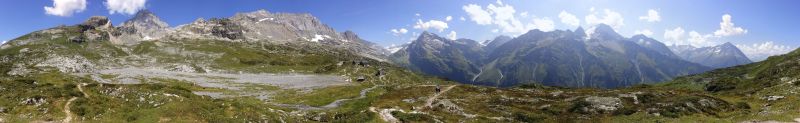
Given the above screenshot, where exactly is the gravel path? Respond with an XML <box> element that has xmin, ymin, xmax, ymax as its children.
<box><xmin>424</xmin><ymin>85</ymin><xmax>456</xmax><ymax>108</ymax></box>
<box><xmin>62</xmin><ymin>97</ymin><xmax>78</xmax><ymax>123</ymax></box>
<box><xmin>273</xmin><ymin>85</ymin><xmax>382</xmax><ymax>110</ymax></box>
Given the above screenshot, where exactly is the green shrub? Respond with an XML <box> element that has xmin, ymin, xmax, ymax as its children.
<box><xmin>735</xmin><ymin>102</ymin><xmax>751</xmax><ymax>110</ymax></box>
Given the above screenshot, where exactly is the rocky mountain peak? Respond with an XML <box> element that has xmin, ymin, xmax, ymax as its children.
<box><xmin>631</xmin><ymin>34</ymin><xmax>648</xmax><ymax>39</ymax></box>
<box><xmin>124</xmin><ymin>9</ymin><xmax>169</xmax><ymax>29</ymax></box>
<box><xmin>82</xmin><ymin>16</ymin><xmax>112</xmax><ymax>28</ymax></box>
<box><xmin>114</xmin><ymin>10</ymin><xmax>171</xmax><ymax>44</ymax></box>
<box><xmin>419</xmin><ymin>31</ymin><xmax>437</xmax><ymax>39</ymax></box>
<box><xmin>720</xmin><ymin>42</ymin><xmax>736</xmax><ymax>48</ymax></box>
<box><xmin>574</xmin><ymin>26</ymin><xmax>586</xmax><ymax>38</ymax></box>
<box><xmin>590</xmin><ymin>24</ymin><xmax>623</xmax><ymax>40</ymax></box>
<box><xmin>342</xmin><ymin>30</ymin><xmax>361</xmax><ymax>42</ymax></box>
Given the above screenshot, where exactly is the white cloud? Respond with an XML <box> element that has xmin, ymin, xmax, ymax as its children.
<box><xmin>447</xmin><ymin>31</ymin><xmax>458</xmax><ymax>40</ymax></box>
<box><xmin>463</xmin><ymin>4</ymin><xmax>493</xmax><ymax>25</ymax></box>
<box><xmin>44</xmin><ymin>0</ymin><xmax>87</xmax><ymax>17</ymax></box>
<box><xmin>413</xmin><ymin>19</ymin><xmax>449</xmax><ymax>32</ymax></box>
<box><xmin>532</xmin><ymin>18</ymin><xmax>555</xmax><ymax>32</ymax></box>
<box><xmin>491</xmin><ymin>29</ymin><xmax>499</xmax><ymax>33</ymax></box>
<box><xmin>663</xmin><ymin>27</ymin><xmax>685</xmax><ymax>45</ymax></box>
<box><xmin>663</xmin><ymin>27</ymin><xmax>718</xmax><ymax>47</ymax></box>
<box><xmin>736</xmin><ymin>41</ymin><xmax>795</xmax><ymax>61</ymax></box>
<box><xmin>462</xmin><ymin>1</ymin><xmax>543</xmax><ymax>34</ymax></box>
<box><xmin>0</xmin><ymin>40</ymin><xmax>7</xmax><ymax>45</ymax></box>
<box><xmin>519</xmin><ymin>11</ymin><xmax>528</xmax><ymax>18</ymax></box>
<box><xmin>585</xmin><ymin>9</ymin><xmax>625</xmax><ymax>30</ymax></box>
<box><xmin>105</xmin><ymin>0</ymin><xmax>147</xmax><ymax>15</ymax></box>
<box><xmin>634</xmin><ymin>29</ymin><xmax>653</xmax><ymax>36</ymax></box>
<box><xmin>713</xmin><ymin>14</ymin><xmax>748</xmax><ymax>37</ymax></box>
<box><xmin>445</xmin><ymin>16</ymin><xmax>453</xmax><ymax>21</ymax></box>
<box><xmin>459</xmin><ymin>16</ymin><xmax>466</xmax><ymax>21</ymax></box>
<box><xmin>390</xmin><ymin>28</ymin><xmax>408</xmax><ymax>36</ymax></box>
<box><xmin>415</xmin><ymin>13</ymin><xmax>421</xmax><ymax>16</ymax></box>
<box><xmin>638</xmin><ymin>9</ymin><xmax>661</xmax><ymax>22</ymax></box>
<box><xmin>687</xmin><ymin>31</ymin><xmax>715</xmax><ymax>47</ymax></box>
<box><xmin>558</xmin><ymin>11</ymin><xmax>581</xmax><ymax>27</ymax></box>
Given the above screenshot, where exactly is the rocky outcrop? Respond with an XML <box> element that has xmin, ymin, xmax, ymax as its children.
<box><xmin>115</xmin><ymin>10</ymin><xmax>172</xmax><ymax>44</ymax></box>
<box><xmin>583</xmin><ymin>96</ymin><xmax>623</xmax><ymax>112</ymax></box>
<box><xmin>35</xmin><ymin>55</ymin><xmax>95</xmax><ymax>73</ymax></box>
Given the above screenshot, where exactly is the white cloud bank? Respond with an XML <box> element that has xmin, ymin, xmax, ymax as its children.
<box><xmin>105</xmin><ymin>0</ymin><xmax>147</xmax><ymax>15</ymax></box>
<box><xmin>390</xmin><ymin>28</ymin><xmax>408</xmax><ymax>36</ymax></box>
<box><xmin>585</xmin><ymin>9</ymin><xmax>624</xmax><ymax>30</ymax></box>
<box><xmin>662</xmin><ymin>14</ymin><xmax>749</xmax><ymax>47</ymax></box>
<box><xmin>413</xmin><ymin>19</ymin><xmax>449</xmax><ymax>32</ymax></box>
<box><xmin>558</xmin><ymin>11</ymin><xmax>581</xmax><ymax>27</ymax></box>
<box><xmin>638</xmin><ymin>9</ymin><xmax>661</xmax><ymax>22</ymax></box>
<box><xmin>44</xmin><ymin>0</ymin><xmax>87</xmax><ymax>17</ymax></box>
<box><xmin>462</xmin><ymin>0</ymin><xmax>555</xmax><ymax>34</ymax></box>
<box><xmin>736</xmin><ymin>41</ymin><xmax>795</xmax><ymax>61</ymax></box>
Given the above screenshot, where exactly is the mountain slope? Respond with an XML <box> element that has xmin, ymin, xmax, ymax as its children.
<box><xmin>629</xmin><ymin>34</ymin><xmax>680</xmax><ymax>59</ymax></box>
<box><xmin>390</xmin><ymin>31</ymin><xmax>485</xmax><ymax>83</ymax></box>
<box><xmin>671</xmin><ymin>42</ymin><xmax>753</xmax><ymax>68</ymax></box>
<box><xmin>483</xmin><ymin>35</ymin><xmax>512</xmax><ymax>53</ymax></box>
<box><xmin>470</xmin><ymin>24</ymin><xmax>710</xmax><ymax>88</ymax></box>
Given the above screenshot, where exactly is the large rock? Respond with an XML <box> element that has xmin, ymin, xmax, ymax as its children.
<box><xmin>584</xmin><ymin>96</ymin><xmax>623</xmax><ymax>111</ymax></box>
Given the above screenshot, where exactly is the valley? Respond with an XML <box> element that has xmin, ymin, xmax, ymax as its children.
<box><xmin>0</xmin><ymin>8</ymin><xmax>797</xmax><ymax>123</ymax></box>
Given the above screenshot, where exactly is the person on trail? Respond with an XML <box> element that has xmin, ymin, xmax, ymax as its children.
<box><xmin>435</xmin><ymin>84</ymin><xmax>441</xmax><ymax>93</ymax></box>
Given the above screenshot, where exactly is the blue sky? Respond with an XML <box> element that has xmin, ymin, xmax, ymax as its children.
<box><xmin>1</xmin><ymin>0</ymin><xmax>798</xmax><ymax>60</ymax></box>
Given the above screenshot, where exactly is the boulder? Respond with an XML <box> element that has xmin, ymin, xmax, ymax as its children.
<box><xmin>584</xmin><ymin>96</ymin><xmax>623</xmax><ymax>111</ymax></box>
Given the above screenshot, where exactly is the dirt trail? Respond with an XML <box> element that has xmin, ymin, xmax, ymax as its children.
<box><xmin>62</xmin><ymin>97</ymin><xmax>78</xmax><ymax>123</ymax></box>
<box><xmin>78</xmin><ymin>83</ymin><xmax>89</xmax><ymax>98</ymax></box>
<box><xmin>370</xmin><ymin>107</ymin><xmax>400</xmax><ymax>123</ymax></box>
<box><xmin>273</xmin><ymin>85</ymin><xmax>382</xmax><ymax>110</ymax></box>
<box><xmin>63</xmin><ymin>83</ymin><xmax>88</xmax><ymax>123</ymax></box>
<box><xmin>424</xmin><ymin>85</ymin><xmax>457</xmax><ymax>108</ymax></box>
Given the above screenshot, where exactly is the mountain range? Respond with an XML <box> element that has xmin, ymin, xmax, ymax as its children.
<box><xmin>390</xmin><ymin>24</ymin><xmax>756</xmax><ymax>88</ymax></box>
<box><xmin>670</xmin><ymin>43</ymin><xmax>753</xmax><ymax>68</ymax></box>
<box><xmin>1</xmin><ymin>8</ymin><xmax>799</xmax><ymax>122</ymax></box>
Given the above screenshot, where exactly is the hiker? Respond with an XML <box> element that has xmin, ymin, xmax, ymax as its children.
<box><xmin>435</xmin><ymin>84</ymin><xmax>441</xmax><ymax>93</ymax></box>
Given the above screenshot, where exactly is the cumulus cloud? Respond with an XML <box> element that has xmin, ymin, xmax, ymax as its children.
<box><xmin>533</xmin><ymin>18</ymin><xmax>555</xmax><ymax>32</ymax></box>
<box><xmin>687</xmin><ymin>31</ymin><xmax>715</xmax><ymax>47</ymax></box>
<box><xmin>447</xmin><ymin>31</ymin><xmax>458</xmax><ymax>40</ymax></box>
<box><xmin>634</xmin><ymin>29</ymin><xmax>653</xmax><ymax>36</ymax></box>
<box><xmin>413</xmin><ymin>19</ymin><xmax>449</xmax><ymax>32</ymax></box>
<box><xmin>663</xmin><ymin>27</ymin><xmax>717</xmax><ymax>47</ymax></box>
<box><xmin>44</xmin><ymin>0</ymin><xmax>87</xmax><ymax>17</ymax></box>
<box><xmin>390</xmin><ymin>28</ymin><xmax>409</xmax><ymax>36</ymax></box>
<box><xmin>462</xmin><ymin>0</ymin><xmax>551</xmax><ymax>34</ymax></box>
<box><xmin>445</xmin><ymin>16</ymin><xmax>453</xmax><ymax>21</ymax></box>
<box><xmin>713</xmin><ymin>14</ymin><xmax>748</xmax><ymax>37</ymax></box>
<box><xmin>105</xmin><ymin>0</ymin><xmax>147</xmax><ymax>15</ymax></box>
<box><xmin>460</xmin><ymin>16</ymin><xmax>466</xmax><ymax>21</ymax></box>
<box><xmin>736</xmin><ymin>41</ymin><xmax>795</xmax><ymax>61</ymax></box>
<box><xmin>638</xmin><ymin>9</ymin><xmax>661</xmax><ymax>22</ymax></box>
<box><xmin>663</xmin><ymin>27</ymin><xmax>685</xmax><ymax>45</ymax></box>
<box><xmin>558</xmin><ymin>11</ymin><xmax>581</xmax><ymax>27</ymax></box>
<box><xmin>585</xmin><ymin>9</ymin><xmax>624</xmax><ymax>30</ymax></box>
<box><xmin>462</xmin><ymin>4</ymin><xmax>493</xmax><ymax>25</ymax></box>
<box><xmin>519</xmin><ymin>12</ymin><xmax>528</xmax><ymax>18</ymax></box>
